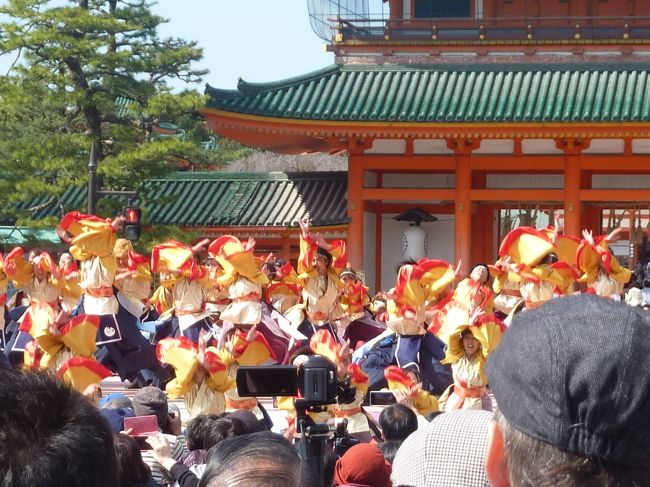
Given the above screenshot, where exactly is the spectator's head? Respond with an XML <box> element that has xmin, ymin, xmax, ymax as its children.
<box><xmin>133</xmin><ymin>386</ymin><xmax>169</xmax><ymax>431</ymax></box>
<box><xmin>226</xmin><ymin>409</ymin><xmax>266</xmax><ymax>433</ymax></box>
<box><xmin>114</xmin><ymin>433</ymin><xmax>152</xmax><ymax>486</ymax></box>
<box><xmin>392</xmin><ymin>409</ymin><xmax>492</xmax><ymax>487</ymax></box>
<box><xmin>0</xmin><ymin>369</ymin><xmax>118</xmax><ymax>487</ymax></box>
<box><xmin>101</xmin><ymin>407</ymin><xmax>135</xmax><ymax>433</ymax></box>
<box><xmin>379</xmin><ymin>403</ymin><xmax>418</xmax><ymax>442</ymax></box>
<box><xmin>378</xmin><ymin>440</ymin><xmax>401</xmax><ymax>464</ymax></box>
<box><xmin>199</xmin><ymin>431</ymin><xmax>301</xmax><ymax>487</ymax></box>
<box><xmin>334</xmin><ymin>443</ymin><xmax>392</xmax><ymax>487</ymax></box>
<box><xmin>100</xmin><ymin>392</ymin><xmax>134</xmax><ymax>411</ymax></box>
<box><xmin>486</xmin><ymin>295</ymin><xmax>650</xmax><ymax>487</ymax></box>
<box><xmin>204</xmin><ymin>417</ymin><xmax>247</xmax><ymax>451</ymax></box>
<box><xmin>186</xmin><ymin>415</ymin><xmax>217</xmax><ymax>451</ymax></box>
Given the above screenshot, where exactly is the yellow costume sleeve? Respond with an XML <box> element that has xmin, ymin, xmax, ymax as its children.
<box><xmin>204</xmin><ymin>347</ymin><xmax>236</xmax><ymax>392</ymax></box>
<box><xmin>3</xmin><ymin>247</ymin><xmax>34</xmax><ymax>287</ymax></box>
<box><xmin>157</xmin><ymin>337</ymin><xmax>199</xmax><ymax>400</ymax></box>
<box><xmin>59</xmin><ymin>212</ymin><xmax>117</xmax><ymax>262</ymax></box>
<box><xmin>58</xmin><ymin>356</ymin><xmax>112</xmax><ymax>394</ymax></box>
<box><xmin>216</xmin><ymin>330</ymin><xmax>274</xmax><ymax>367</ymax></box>
<box><xmin>413</xmin><ymin>389</ymin><xmax>439</xmax><ymax>417</ymax></box>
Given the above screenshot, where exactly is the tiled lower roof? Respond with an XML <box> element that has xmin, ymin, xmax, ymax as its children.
<box><xmin>11</xmin><ymin>172</ymin><xmax>348</xmax><ymax>228</ymax></box>
<box><xmin>206</xmin><ymin>63</ymin><xmax>650</xmax><ymax>123</ymax></box>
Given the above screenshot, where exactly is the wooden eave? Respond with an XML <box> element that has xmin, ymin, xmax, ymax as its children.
<box><xmin>203</xmin><ymin>107</ymin><xmax>650</xmax><ymax>155</ymax></box>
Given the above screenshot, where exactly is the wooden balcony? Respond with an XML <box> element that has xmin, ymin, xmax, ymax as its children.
<box><xmin>331</xmin><ymin>15</ymin><xmax>650</xmax><ymax>44</ymax></box>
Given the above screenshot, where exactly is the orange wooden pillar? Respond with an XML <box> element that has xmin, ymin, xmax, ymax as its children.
<box><xmin>471</xmin><ymin>172</ymin><xmax>492</xmax><ymax>265</ymax></box>
<box><xmin>374</xmin><ymin>174</ymin><xmax>383</xmax><ymax>293</ymax></box>
<box><xmin>347</xmin><ymin>154</ymin><xmax>364</xmax><ymax>269</ymax></box>
<box><xmin>450</xmin><ymin>139</ymin><xmax>479</xmax><ymax>275</ymax></box>
<box><xmin>281</xmin><ymin>235</ymin><xmax>291</xmax><ymax>262</ymax></box>
<box><xmin>559</xmin><ymin>138</ymin><xmax>589</xmax><ymax>238</ymax></box>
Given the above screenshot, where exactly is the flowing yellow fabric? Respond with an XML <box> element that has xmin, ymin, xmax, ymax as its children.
<box><xmin>58</xmin><ymin>356</ymin><xmax>112</xmax><ymax>393</ymax></box>
<box><xmin>499</xmin><ymin>227</ymin><xmax>555</xmax><ymax>267</ymax></box>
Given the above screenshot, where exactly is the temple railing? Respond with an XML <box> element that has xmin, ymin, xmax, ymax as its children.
<box><xmin>330</xmin><ymin>15</ymin><xmax>650</xmax><ymax>43</ymax></box>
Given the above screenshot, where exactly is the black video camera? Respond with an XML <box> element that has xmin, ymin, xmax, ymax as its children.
<box><xmin>237</xmin><ymin>355</ymin><xmax>358</xmax><ymax>487</ymax></box>
<box><xmin>236</xmin><ymin>354</ymin><xmax>349</xmax><ymax>407</ymax></box>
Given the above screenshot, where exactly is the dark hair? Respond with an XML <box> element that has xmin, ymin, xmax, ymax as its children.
<box><xmin>114</xmin><ymin>433</ymin><xmax>151</xmax><ymax>486</ymax></box>
<box><xmin>378</xmin><ymin>440</ymin><xmax>401</xmax><ymax>464</ymax></box>
<box><xmin>540</xmin><ymin>252</ymin><xmax>559</xmax><ymax>265</ymax></box>
<box><xmin>495</xmin><ymin>410</ymin><xmax>650</xmax><ymax>487</ymax></box>
<box><xmin>287</xmin><ymin>345</ymin><xmax>313</xmax><ymax>366</ymax></box>
<box><xmin>204</xmin><ymin>417</ymin><xmax>247</xmax><ymax>451</ymax></box>
<box><xmin>315</xmin><ymin>246</ymin><xmax>333</xmax><ymax>265</ymax></box>
<box><xmin>297</xmin><ymin>449</ymin><xmax>335</xmax><ymax>487</ymax></box>
<box><xmin>379</xmin><ymin>404</ymin><xmax>418</xmax><ymax>442</ymax></box>
<box><xmin>199</xmin><ymin>431</ymin><xmax>301</xmax><ymax>487</ymax></box>
<box><xmin>0</xmin><ymin>369</ymin><xmax>118</xmax><ymax>487</ymax></box>
<box><xmin>186</xmin><ymin>415</ymin><xmax>217</xmax><ymax>451</ymax></box>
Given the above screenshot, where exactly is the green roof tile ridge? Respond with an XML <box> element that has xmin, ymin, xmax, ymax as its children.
<box><xmin>150</xmin><ymin>171</ymin><xmax>347</xmax><ymax>182</ymax></box>
<box><xmin>205</xmin><ymin>65</ymin><xmax>341</xmax><ymax>99</ymax></box>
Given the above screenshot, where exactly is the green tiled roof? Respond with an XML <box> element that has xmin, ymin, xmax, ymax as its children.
<box><xmin>146</xmin><ymin>171</ymin><xmax>347</xmax><ymax>227</ymax></box>
<box><xmin>206</xmin><ymin>64</ymin><xmax>650</xmax><ymax>123</ymax></box>
<box><xmin>10</xmin><ymin>172</ymin><xmax>348</xmax><ymax>228</ymax></box>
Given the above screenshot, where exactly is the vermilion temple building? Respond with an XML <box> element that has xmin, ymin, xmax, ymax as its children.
<box><xmin>203</xmin><ymin>0</ymin><xmax>650</xmax><ymax>291</ymax></box>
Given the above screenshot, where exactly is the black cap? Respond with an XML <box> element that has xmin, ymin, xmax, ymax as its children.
<box><xmin>487</xmin><ymin>294</ymin><xmax>650</xmax><ymax>466</ymax></box>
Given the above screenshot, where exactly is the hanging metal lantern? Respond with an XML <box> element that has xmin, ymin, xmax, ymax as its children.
<box><xmin>393</xmin><ymin>208</ymin><xmax>438</xmax><ymax>261</ymax></box>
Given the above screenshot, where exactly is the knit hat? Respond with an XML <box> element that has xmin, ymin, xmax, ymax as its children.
<box><xmin>487</xmin><ymin>294</ymin><xmax>650</xmax><ymax>466</ymax></box>
<box><xmin>101</xmin><ymin>407</ymin><xmax>135</xmax><ymax>433</ymax></box>
<box><xmin>334</xmin><ymin>443</ymin><xmax>392</xmax><ymax>487</ymax></box>
<box><xmin>391</xmin><ymin>410</ymin><xmax>491</xmax><ymax>487</ymax></box>
<box><xmin>132</xmin><ymin>386</ymin><xmax>169</xmax><ymax>428</ymax></box>
<box><xmin>99</xmin><ymin>392</ymin><xmax>134</xmax><ymax>411</ymax></box>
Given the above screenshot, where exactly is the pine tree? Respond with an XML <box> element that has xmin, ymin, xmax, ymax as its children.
<box><xmin>0</xmin><ymin>0</ymin><xmax>216</xmax><ymax>234</ymax></box>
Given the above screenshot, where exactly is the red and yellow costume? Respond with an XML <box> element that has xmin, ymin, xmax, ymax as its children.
<box><xmin>151</xmin><ymin>240</ymin><xmax>211</xmax><ymax>336</ymax></box>
<box><xmin>22</xmin><ymin>304</ymin><xmax>111</xmax><ymax>393</ymax></box>
<box><xmin>157</xmin><ymin>336</ymin><xmax>234</xmax><ymax>420</ymax></box>
<box><xmin>57</xmin><ymin>212</ymin><xmax>119</xmax><ymax>315</ymax></box>
<box><xmin>384</xmin><ymin>365</ymin><xmax>439</xmax><ymax>416</ymax></box>
<box><xmin>437</xmin><ymin>309</ymin><xmax>504</xmax><ymax>412</ymax></box>
<box><xmin>577</xmin><ymin>231</ymin><xmax>632</xmax><ymax>299</ymax></box>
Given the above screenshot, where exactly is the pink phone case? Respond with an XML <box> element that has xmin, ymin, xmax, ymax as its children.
<box><xmin>123</xmin><ymin>415</ymin><xmax>159</xmax><ymax>436</ymax></box>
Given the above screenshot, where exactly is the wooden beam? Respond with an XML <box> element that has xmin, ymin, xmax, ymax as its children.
<box><xmin>362</xmin><ymin>188</ymin><xmax>456</xmax><ymax>201</ymax></box>
<box><xmin>579</xmin><ymin>156</ymin><xmax>650</xmax><ymax>171</ymax></box>
<box><xmin>580</xmin><ymin>189</ymin><xmax>650</xmax><ymax>201</ymax></box>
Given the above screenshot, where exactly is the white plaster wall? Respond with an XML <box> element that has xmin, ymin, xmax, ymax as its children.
<box><xmin>582</xmin><ymin>139</ymin><xmax>625</xmax><ymax>154</ymax></box>
<box><xmin>473</xmin><ymin>139</ymin><xmax>515</xmax><ymax>154</ymax></box>
<box><xmin>592</xmin><ymin>175</ymin><xmax>650</xmax><ymax>189</ymax></box>
<box><xmin>380</xmin><ymin>215</ymin><xmax>455</xmax><ymax>290</ymax></box>
<box><xmin>521</xmin><ymin>139</ymin><xmax>564</xmax><ymax>154</ymax></box>
<box><xmin>363</xmin><ymin>211</ymin><xmax>376</xmax><ymax>294</ymax></box>
<box><xmin>364</xmin><ymin>170</ymin><xmax>377</xmax><ymax>188</ymax></box>
<box><xmin>632</xmin><ymin>139</ymin><xmax>650</xmax><ymax>154</ymax></box>
<box><xmin>413</xmin><ymin>139</ymin><xmax>455</xmax><ymax>154</ymax></box>
<box><xmin>486</xmin><ymin>174</ymin><xmax>564</xmax><ymax>188</ymax></box>
<box><xmin>382</xmin><ymin>173</ymin><xmax>455</xmax><ymax>189</ymax></box>
<box><xmin>365</xmin><ymin>139</ymin><xmax>407</xmax><ymax>154</ymax></box>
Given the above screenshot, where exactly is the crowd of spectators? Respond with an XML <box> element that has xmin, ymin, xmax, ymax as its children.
<box><xmin>1</xmin><ymin>294</ymin><xmax>650</xmax><ymax>487</ymax></box>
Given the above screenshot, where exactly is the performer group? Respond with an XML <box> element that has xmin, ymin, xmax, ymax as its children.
<box><xmin>0</xmin><ymin>210</ymin><xmax>633</xmax><ymax>435</ymax></box>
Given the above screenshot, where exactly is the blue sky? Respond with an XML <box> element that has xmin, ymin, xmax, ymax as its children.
<box><xmin>155</xmin><ymin>0</ymin><xmax>335</xmax><ymax>91</ymax></box>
